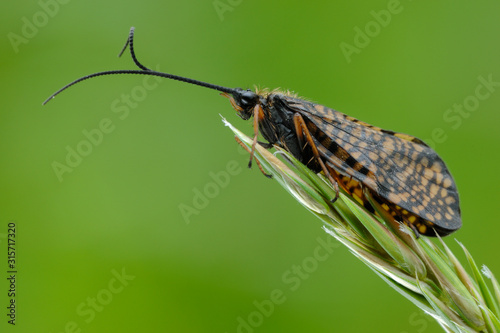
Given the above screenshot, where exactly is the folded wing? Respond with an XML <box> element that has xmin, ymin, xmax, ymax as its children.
<box><xmin>282</xmin><ymin>96</ymin><xmax>461</xmax><ymax>231</ymax></box>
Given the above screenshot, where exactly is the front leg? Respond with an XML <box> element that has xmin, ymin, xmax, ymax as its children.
<box><xmin>234</xmin><ymin>136</ymin><xmax>272</xmax><ymax>179</ymax></box>
<box><xmin>248</xmin><ymin>104</ymin><xmax>266</xmax><ymax>168</ymax></box>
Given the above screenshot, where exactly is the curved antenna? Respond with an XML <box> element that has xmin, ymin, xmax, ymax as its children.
<box><xmin>117</xmin><ymin>27</ymin><xmax>150</xmax><ymax>71</ymax></box>
<box><xmin>43</xmin><ymin>27</ymin><xmax>237</xmax><ymax>105</ymax></box>
<box><xmin>43</xmin><ymin>69</ymin><xmax>236</xmax><ymax>105</ymax></box>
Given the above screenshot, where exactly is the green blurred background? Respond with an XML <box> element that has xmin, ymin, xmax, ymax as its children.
<box><xmin>1</xmin><ymin>1</ymin><xmax>500</xmax><ymax>332</ymax></box>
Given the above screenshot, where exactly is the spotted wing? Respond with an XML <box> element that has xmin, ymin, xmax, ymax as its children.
<box><xmin>281</xmin><ymin>96</ymin><xmax>461</xmax><ymax>232</ymax></box>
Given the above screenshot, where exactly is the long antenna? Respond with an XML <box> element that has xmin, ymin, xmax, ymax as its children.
<box><xmin>43</xmin><ymin>27</ymin><xmax>237</xmax><ymax>105</ymax></box>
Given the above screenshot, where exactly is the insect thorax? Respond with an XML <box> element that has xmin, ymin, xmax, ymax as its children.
<box><xmin>258</xmin><ymin>94</ymin><xmax>308</xmax><ymax>164</ymax></box>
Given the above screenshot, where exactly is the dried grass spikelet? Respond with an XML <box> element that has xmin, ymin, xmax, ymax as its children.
<box><xmin>223</xmin><ymin>117</ymin><xmax>500</xmax><ymax>333</ymax></box>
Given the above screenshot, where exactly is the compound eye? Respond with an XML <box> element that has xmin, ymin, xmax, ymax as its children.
<box><xmin>240</xmin><ymin>90</ymin><xmax>258</xmax><ymax>108</ymax></box>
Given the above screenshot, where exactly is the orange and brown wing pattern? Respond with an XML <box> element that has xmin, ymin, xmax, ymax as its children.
<box><xmin>280</xmin><ymin>95</ymin><xmax>461</xmax><ymax>236</ymax></box>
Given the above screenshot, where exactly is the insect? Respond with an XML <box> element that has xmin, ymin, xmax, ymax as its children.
<box><xmin>44</xmin><ymin>28</ymin><xmax>461</xmax><ymax>237</ymax></box>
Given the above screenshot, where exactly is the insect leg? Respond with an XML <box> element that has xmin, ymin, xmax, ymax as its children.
<box><xmin>234</xmin><ymin>137</ymin><xmax>272</xmax><ymax>178</ymax></box>
<box><xmin>293</xmin><ymin>113</ymin><xmax>339</xmax><ymax>203</ymax></box>
<box><xmin>257</xmin><ymin>141</ymin><xmax>273</xmax><ymax>149</ymax></box>
<box><xmin>248</xmin><ymin>104</ymin><xmax>265</xmax><ymax>169</ymax></box>
<box><xmin>402</xmin><ymin>215</ymin><xmax>421</xmax><ymax>239</ymax></box>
